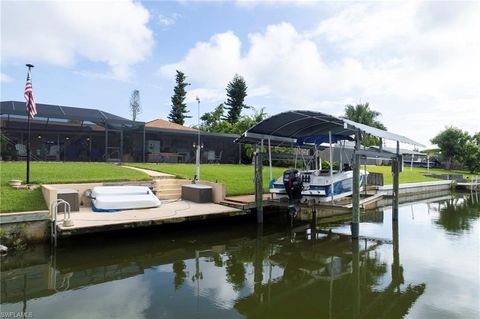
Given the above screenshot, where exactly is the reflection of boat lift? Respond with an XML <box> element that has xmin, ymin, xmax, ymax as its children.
<box><xmin>293</xmin><ymin>223</ymin><xmax>393</xmax><ymax>245</ymax></box>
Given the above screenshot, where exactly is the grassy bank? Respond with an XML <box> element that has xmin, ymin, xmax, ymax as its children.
<box><xmin>2</xmin><ymin>162</ymin><xmax>476</xmax><ymax>213</ymax></box>
<box><xmin>366</xmin><ymin>166</ymin><xmax>478</xmax><ymax>185</ymax></box>
<box><xmin>128</xmin><ymin>163</ymin><xmax>286</xmax><ymax>196</ymax></box>
<box><xmin>0</xmin><ymin>162</ymin><xmax>150</xmax><ymax>213</ymax></box>
<box><xmin>130</xmin><ymin>163</ymin><xmax>478</xmax><ymax>195</ymax></box>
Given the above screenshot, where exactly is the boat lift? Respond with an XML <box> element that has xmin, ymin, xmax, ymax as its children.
<box><xmin>235</xmin><ymin>110</ymin><xmax>424</xmax><ymax>239</ymax></box>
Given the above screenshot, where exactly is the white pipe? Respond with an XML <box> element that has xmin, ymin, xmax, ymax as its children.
<box><xmin>410</xmin><ymin>153</ymin><xmax>413</xmax><ymax>171</ymax></box>
<box><xmin>329</xmin><ymin>131</ymin><xmax>334</xmax><ymax>203</ymax></box>
<box><xmin>427</xmin><ymin>155</ymin><xmax>430</xmax><ymax>171</ymax></box>
<box><xmin>268</xmin><ymin>138</ymin><xmax>272</xmax><ymax>182</ymax></box>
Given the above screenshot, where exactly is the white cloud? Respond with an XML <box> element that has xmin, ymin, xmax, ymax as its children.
<box><xmin>186</xmin><ymin>88</ymin><xmax>224</xmax><ymax>104</ymax></box>
<box><xmin>0</xmin><ymin>72</ymin><xmax>13</xmax><ymax>82</ymax></box>
<box><xmin>1</xmin><ymin>1</ymin><xmax>154</xmax><ymax>81</ymax></box>
<box><xmin>160</xmin><ymin>2</ymin><xmax>480</xmax><ymax>146</ymax></box>
<box><xmin>160</xmin><ymin>31</ymin><xmax>243</xmax><ymax>88</ymax></box>
<box><xmin>158</xmin><ymin>13</ymin><xmax>181</xmax><ymax>29</ymax></box>
<box><xmin>235</xmin><ymin>0</ymin><xmax>318</xmax><ymax>9</ymax></box>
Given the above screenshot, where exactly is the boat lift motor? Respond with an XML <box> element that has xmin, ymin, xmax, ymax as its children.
<box><xmin>283</xmin><ymin>169</ymin><xmax>303</xmax><ymax>218</ymax></box>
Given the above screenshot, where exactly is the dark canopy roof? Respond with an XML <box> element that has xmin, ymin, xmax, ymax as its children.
<box><xmin>1</xmin><ymin>101</ymin><xmax>133</xmax><ymax>125</ymax></box>
<box><xmin>235</xmin><ymin>110</ymin><xmax>423</xmax><ymax>147</ymax></box>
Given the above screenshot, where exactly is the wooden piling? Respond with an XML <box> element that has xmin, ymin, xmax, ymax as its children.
<box><xmin>392</xmin><ymin>141</ymin><xmax>400</xmax><ymax>221</ymax></box>
<box><xmin>351</xmin><ymin>130</ymin><xmax>361</xmax><ymax>239</ymax></box>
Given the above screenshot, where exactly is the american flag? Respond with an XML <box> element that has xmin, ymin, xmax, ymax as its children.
<box><xmin>24</xmin><ymin>69</ymin><xmax>37</xmax><ymax>118</ymax></box>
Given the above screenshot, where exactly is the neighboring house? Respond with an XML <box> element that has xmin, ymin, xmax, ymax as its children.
<box><xmin>318</xmin><ymin>142</ymin><xmax>437</xmax><ymax>167</ymax></box>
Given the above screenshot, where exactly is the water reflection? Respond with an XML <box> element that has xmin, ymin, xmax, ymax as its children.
<box><xmin>433</xmin><ymin>194</ymin><xmax>480</xmax><ymax>233</ymax></box>
<box><xmin>1</xmin><ymin>192</ymin><xmax>478</xmax><ymax>319</ymax></box>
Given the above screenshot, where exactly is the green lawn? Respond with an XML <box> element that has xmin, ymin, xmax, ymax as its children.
<box><xmin>0</xmin><ymin>162</ymin><xmax>150</xmax><ymax>213</ymax></box>
<box><xmin>2</xmin><ymin>161</ymin><xmax>477</xmax><ymax>213</ymax></box>
<box><xmin>130</xmin><ymin>163</ymin><xmax>480</xmax><ymax>196</ymax></box>
<box><xmin>366</xmin><ymin>165</ymin><xmax>478</xmax><ymax>185</ymax></box>
<box><xmin>128</xmin><ymin>163</ymin><xmax>286</xmax><ymax>196</ymax></box>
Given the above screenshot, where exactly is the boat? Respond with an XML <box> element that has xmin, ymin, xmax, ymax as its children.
<box><xmin>90</xmin><ymin>186</ymin><xmax>161</xmax><ymax>211</ymax></box>
<box><xmin>270</xmin><ymin>168</ymin><xmax>368</xmax><ymax>203</ymax></box>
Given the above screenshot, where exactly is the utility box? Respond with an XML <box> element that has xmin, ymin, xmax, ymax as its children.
<box><xmin>182</xmin><ymin>184</ymin><xmax>212</xmax><ymax>203</ymax></box>
<box><xmin>57</xmin><ymin>189</ymin><xmax>80</xmax><ymax>212</ymax></box>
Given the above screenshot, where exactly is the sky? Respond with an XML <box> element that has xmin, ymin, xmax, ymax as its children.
<box><xmin>1</xmin><ymin>1</ymin><xmax>479</xmax><ymax>148</ymax></box>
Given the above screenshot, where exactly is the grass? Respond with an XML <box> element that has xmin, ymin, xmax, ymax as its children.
<box><xmin>130</xmin><ymin>163</ymin><xmax>480</xmax><ymax>196</ymax></box>
<box><xmin>128</xmin><ymin>163</ymin><xmax>286</xmax><ymax>196</ymax></box>
<box><xmin>2</xmin><ymin>161</ymin><xmax>477</xmax><ymax>213</ymax></box>
<box><xmin>0</xmin><ymin>162</ymin><xmax>150</xmax><ymax>213</ymax></box>
<box><xmin>365</xmin><ymin>165</ymin><xmax>479</xmax><ymax>185</ymax></box>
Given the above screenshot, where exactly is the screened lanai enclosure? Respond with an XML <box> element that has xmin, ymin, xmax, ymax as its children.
<box><xmin>1</xmin><ymin>101</ymin><xmax>242</xmax><ymax>164</ymax></box>
<box><xmin>144</xmin><ymin>128</ymin><xmax>240</xmax><ymax>164</ymax></box>
<box><xmin>0</xmin><ymin>101</ymin><xmax>145</xmax><ymax>162</ymax></box>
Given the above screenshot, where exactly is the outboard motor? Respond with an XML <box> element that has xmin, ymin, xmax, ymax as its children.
<box><xmin>283</xmin><ymin>169</ymin><xmax>303</xmax><ymax>219</ymax></box>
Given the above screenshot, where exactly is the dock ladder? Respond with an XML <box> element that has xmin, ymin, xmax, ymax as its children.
<box><xmin>50</xmin><ymin>199</ymin><xmax>74</xmax><ymax>247</ymax></box>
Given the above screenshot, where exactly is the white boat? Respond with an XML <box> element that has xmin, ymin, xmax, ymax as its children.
<box><xmin>91</xmin><ymin>186</ymin><xmax>161</xmax><ymax>211</ymax></box>
<box><xmin>270</xmin><ymin>169</ymin><xmax>368</xmax><ymax>203</ymax></box>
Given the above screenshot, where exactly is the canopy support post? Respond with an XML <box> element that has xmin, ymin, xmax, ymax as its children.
<box><xmin>268</xmin><ymin>138</ymin><xmax>272</xmax><ymax>182</ymax></box>
<box><xmin>339</xmin><ymin>140</ymin><xmax>343</xmax><ymax>172</ymax></box>
<box><xmin>351</xmin><ymin>130</ymin><xmax>361</xmax><ymax>239</ymax></box>
<box><xmin>392</xmin><ymin>141</ymin><xmax>400</xmax><ymax>221</ymax></box>
<box><xmin>329</xmin><ymin>131</ymin><xmax>334</xmax><ymax>203</ymax></box>
<box><xmin>254</xmin><ymin>151</ymin><xmax>264</xmax><ymax>224</ymax></box>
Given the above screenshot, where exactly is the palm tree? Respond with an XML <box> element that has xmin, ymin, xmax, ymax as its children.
<box><xmin>342</xmin><ymin>102</ymin><xmax>386</xmax><ymax>146</ymax></box>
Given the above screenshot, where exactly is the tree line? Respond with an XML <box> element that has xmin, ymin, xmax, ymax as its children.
<box><xmin>127</xmin><ymin>71</ymin><xmax>479</xmax><ymax>173</ymax></box>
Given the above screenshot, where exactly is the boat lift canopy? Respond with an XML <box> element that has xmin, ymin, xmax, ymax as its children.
<box><xmin>235</xmin><ymin>110</ymin><xmax>424</xmax><ymax>147</ymax></box>
<box><xmin>236</xmin><ymin>110</ymin><xmax>424</xmax><ymax>238</ymax></box>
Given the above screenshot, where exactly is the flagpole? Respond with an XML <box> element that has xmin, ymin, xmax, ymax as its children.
<box><xmin>25</xmin><ymin>64</ymin><xmax>34</xmax><ymax>185</ymax></box>
<box><xmin>27</xmin><ymin>111</ymin><xmax>31</xmax><ymax>184</ymax></box>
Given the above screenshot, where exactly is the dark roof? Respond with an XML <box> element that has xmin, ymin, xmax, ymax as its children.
<box><xmin>235</xmin><ymin>110</ymin><xmax>423</xmax><ymax>146</ymax></box>
<box><xmin>0</xmin><ymin>101</ymin><xmax>133</xmax><ymax>125</ymax></box>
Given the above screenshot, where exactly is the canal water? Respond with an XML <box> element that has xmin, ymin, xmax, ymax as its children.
<box><xmin>1</xmin><ymin>192</ymin><xmax>479</xmax><ymax>319</ymax></box>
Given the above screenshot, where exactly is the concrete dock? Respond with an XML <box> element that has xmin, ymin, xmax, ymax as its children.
<box><xmin>56</xmin><ymin>200</ymin><xmax>244</xmax><ymax>237</ymax></box>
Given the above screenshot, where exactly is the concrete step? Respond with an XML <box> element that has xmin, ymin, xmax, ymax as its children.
<box><xmin>156</xmin><ymin>179</ymin><xmax>190</xmax><ymax>185</ymax></box>
<box><xmin>158</xmin><ymin>192</ymin><xmax>182</xmax><ymax>200</ymax></box>
<box><xmin>157</xmin><ymin>190</ymin><xmax>182</xmax><ymax>195</ymax></box>
<box><xmin>157</xmin><ymin>188</ymin><xmax>182</xmax><ymax>193</ymax></box>
<box><xmin>157</xmin><ymin>183</ymin><xmax>187</xmax><ymax>189</ymax></box>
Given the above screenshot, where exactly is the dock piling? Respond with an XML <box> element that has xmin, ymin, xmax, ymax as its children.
<box><xmin>351</xmin><ymin>130</ymin><xmax>361</xmax><ymax>239</ymax></box>
<box><xmin>254</xmin><ymin>151</ymin><xmax>264</xmax><ymax>224</ymax></box>
<box><xmin>392</xmin><ymin>141</ymin><xmax>400</xmax><ymax>221</ymax></box>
